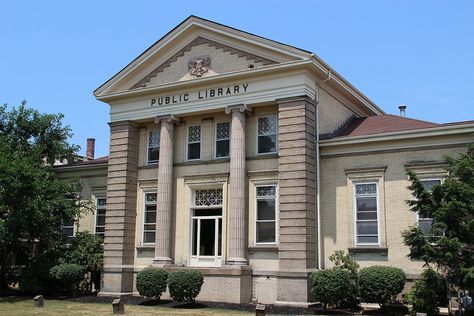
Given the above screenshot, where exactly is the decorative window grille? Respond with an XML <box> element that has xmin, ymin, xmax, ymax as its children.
<box><xmin>194</xmin><ymin>189</ymin><xmax>223</xmax><ymax>206</ymax></box>
<box><xmin>215</xmin><ymin>122</ymin><xmax>230</xmax><ymax>158</ymax></box>
<box><xmin>257</xmin><ymin>115</ymin><xmax>277</xmax><ymax>154</ymax></box>
<box><xmin>355</xmin><ymin>183</ymin><xmax>379</xmax><ymax>245</ymax></box>
<box><xmin>187</xmin><ymin>125</ymin><xmax>201</xmax><ymax>160</ymax></box>
<box><xmin>95</xmin><ymin>197</ymin><xmax>107</xmax><ymax>239</ymax></box>
<box><xmin>148</xmin><ymin>130</ymin><xmax>160</xmax><ymax>163</ymax></box>
<box><xmin>256</xmin><ymin>185</ymin><xmax>277</xmax><ymax>243</ymax></box>
<box><xmin>355</xmin><ymin>184</ymin><xmax>377</xmax><ymax>195</ymax></box>
<box><xmin>418</xmin><ymin>179</ymin><xmax>442</xmax><ymax>235</ymax></box>
<box><xmin>143</xmin><ymin>193</ymin><xmax>157</xmax><ymax>244</ymax></box>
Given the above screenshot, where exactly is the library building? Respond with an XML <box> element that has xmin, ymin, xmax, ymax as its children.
<box><xmin>55</xmin><ymin>16</ymin><xmax>474</xmax><ymax>305</ymax></box>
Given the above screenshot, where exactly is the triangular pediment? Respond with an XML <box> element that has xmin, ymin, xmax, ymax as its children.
<box><xmin>94</xmin><ymin>16</ymin><xmax>312</xmax><ymax>97</ymax></box>
<box><xmin>131</xmin><ymin>36</ymin><xmax>277</xmax><ymax>89</ymax></box>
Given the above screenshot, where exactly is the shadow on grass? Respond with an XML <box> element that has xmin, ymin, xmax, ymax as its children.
<box><xmin>173</xmin><ymin>302</ymin><xmax>208</xmax><ymax>309</ymax></box>
<box><xmin>0</xmin><ymin>296</ymin><xmax>30</xmax><ymax>304</ymax></box>
<box><xmin>139</xmin><ymin>299</ymin><xmax>173</xmax><ymax>306</ymax></box>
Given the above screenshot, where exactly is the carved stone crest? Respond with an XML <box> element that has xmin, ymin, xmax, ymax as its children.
<box><xmin>188</xmin><ymin>56</ymin><xmax>211</xmax><ymax>77</ymax></box>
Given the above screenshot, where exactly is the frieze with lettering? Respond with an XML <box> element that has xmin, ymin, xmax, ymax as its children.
<box><xmin>151</xmin><ymin>83</ymin><xmax>249</xmax><ymax>106</ymax></box>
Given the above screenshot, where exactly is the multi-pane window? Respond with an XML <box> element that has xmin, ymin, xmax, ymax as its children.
<box><xmin>95</xmin><ymin>197</ymin><xmax>106</xmax><ymax>239</ymax></box>
<box><xmin>255</xmin><ymin>185</ymin><xmax>277</xmax><ymax>244</ymax></box>
<box><xmin>215</xmin><ymin>122</ymin><xmax>230</xmax><ymax>158</ymax></box>
<box><xmin>61</xmin><ymin>219</ymin><xmax>75</xmax><ymax>240</ymax></box>
<box><xmin>187</xmin><ymin>125</ymin><xmax>201</xmax><ymax>160</ymax></box>
<box><xmin>355</xmin><ymin>183</ymin><xmax>379</xmax><ymax>245</ymax></box>
<box><xmin>257</xmin><ymin>115</ymin><xmax>277</xmax><ymax>154</ymax></box>
<box><xmin>148</xmin><ymin>130</ymin><xmax>160</xmax><ymax>164</ymax></box>
<box><xmin>418</xmin><ymin>179</ymin><xmax>442</xmax><ymax>235</ymax></box>
<box><xmin>143</xmin><ymin>193</ymin><xmax>157</xmax><ymax>244</ymax></box>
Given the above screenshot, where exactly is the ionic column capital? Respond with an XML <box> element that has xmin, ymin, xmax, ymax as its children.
<box><xmin>224</xmin><ymin>104</ymin><xmax>252</xmax><ymax>115</ymax></box>
<box><xmin>154</xmin><ymin>114</ymin><xmax>180</xmax><ymax>125</ymax></box>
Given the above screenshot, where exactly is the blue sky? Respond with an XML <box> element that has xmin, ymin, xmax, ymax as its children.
<box><xmin>1</xmin><ymin>1</ymin><xmax>473</xmax><ymax>157</ymax></box>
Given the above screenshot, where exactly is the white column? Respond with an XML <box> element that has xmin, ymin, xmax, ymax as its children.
<box><xmin>153</xmin><ymin>115</ymin><xmax>178</xmax><ymax>266</ymax></box>
<box><xmin>225</xmin><ymin>104</ymin><xmax>250</xmax><ymax>265</ymax></box>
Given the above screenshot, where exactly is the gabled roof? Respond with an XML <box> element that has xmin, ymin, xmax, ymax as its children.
<box><xmin>93</xmin><ymin>15</ymin><xmax>311</xmax><ymax>97</ymax></box>
<box><xmin>336</xmin><ymin>114</ymin><xmax>440</xmax><ymax>137</ymax></box>
<box><xmin>92</xmin><ymin>16</ymin><xmax>384</xmax><ymax>116</ymax></box>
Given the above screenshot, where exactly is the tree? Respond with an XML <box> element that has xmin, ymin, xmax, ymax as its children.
<box><xmin>60</xmin><ymin>232</ymin><xmax>103</xmax><ymax>291</ymax></box>
<box><xmin>402</xmin><ymin>145</ymin><xmax>474</xmax><ymax>293</ymax></box>
<box><xmin>0</xmin><ymin>102</ymin><xmax>87</xmax><ymax>290</ymax></box>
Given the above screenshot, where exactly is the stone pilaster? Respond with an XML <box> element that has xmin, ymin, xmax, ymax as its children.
<box><xmin>277</xmin><ymin>97</ymin><xmax>317</xmax><ymax>269</ymax></box>
<box><xmin>276</xmin><ymin>96</ymin><xmax>317</xmax><ymax>303</ymax></box>
<box><xmin>225</xmin><ymin>104</ymin><xmax>250</xmax><ymax>265</ymax></box>
<box><xmin>153</xmin><ymin>115</ymin><xmax>178</xmax><ymax>266</ymax></box>
<box><xmin>101</xmin><ymin>121</ymin><xmax>139</xmax><ymax>296</ymax></box>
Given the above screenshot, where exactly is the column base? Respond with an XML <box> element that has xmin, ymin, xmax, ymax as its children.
<box><xmin>152</xmin><ymin>257</ymin><xmax>173</xmax><ymax>267</ymax></box>
<box><xmin>226</xmin><ymin>257</ymin><xmax>248</xmax><ymax>266</ymax></box>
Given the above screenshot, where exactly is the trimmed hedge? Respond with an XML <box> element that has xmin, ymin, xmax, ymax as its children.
<box><xmin>136</xmin><ymin>268</ymin><xmax>169</xmax><ymax>300</ymax></box>
<box><xmin>358</xmin><ymin>265</ymin><xmax>406</xmax><ymax>306</ymax></box>
<box><xmin>49</xmin><ymin>263</ymin><xmax>84</xmax><ymax>295</ymax></box>
<box><xmin>168</xmin><ymin>269</ymin><xmax>204</xmax><ymax>303</ymax></box>
<box><xmin>310</xmin><ymin>268</ymin><xmax>354</xmax><ymax>309</ymax></box>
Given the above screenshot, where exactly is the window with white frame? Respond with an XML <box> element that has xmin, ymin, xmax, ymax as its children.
<box><xmin>257</xmin><ymin>115</ymin><xmax>277</xmax><ymax>155</ymax></box>
<box><xmin>143</xmin><ymin>193</ymin><xmax>157</xmax><ymax>244</ymax></box>
<box><xmin>255</xmin><ymin>185</ymin><xmax>277</xmax><ymax>244</ymax></box>
<box><xmin>215</xmin><ymin>122</ymin><xmax>230</xmax><ymax>158</ymax></box>
<box><xmin>187</xmin><ymin>125</ymin><xmax>201</xmax><ymax>160</ymax></box>
<box><xmin>148</xmin><ymin>130</ymin><xmax>160</xmax><ymax>164</ymax></box>
<box><xmin>418</xmin><ymin>179</ymin><xmax>442</xmax><ymax>235</ymax></box>
<box><xmin>95</xmin><ymin>197</ymin><xmax>106</xmax><ymax>239</ymax></box>
<box><xmin>355</xmin><ymin>183</ymin><xmax>379</xmax><ymax>245</ymax></box>
<box><xmin>61</xmin><ymin>219</ymin><xmax>75</xmax><ymax>240</ymax></box>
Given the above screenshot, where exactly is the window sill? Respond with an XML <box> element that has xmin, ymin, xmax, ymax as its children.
<box><xmin>136</xmin><ymin>245</ymin><xmax>154</xmax><ymax>252</ymax></box>
<box><xmin>348</xmin><ymin>247</ymin><xmax>388</xmax><ymax>255</ymax></box>
<box><xmin>248</xmin><ymin>245</ymin><xmax>279</xmax><ymax>253</ymax></box>
<box><xmin>247</xmin><ymin>153</ymin><xmax>279</xmax><ymax>160</ymax></box>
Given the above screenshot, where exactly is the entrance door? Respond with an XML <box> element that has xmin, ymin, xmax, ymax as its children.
<box><xmin>190</xmin><ymin>208</ymin><xmax>222</xmax><ymax>267</ymax></box>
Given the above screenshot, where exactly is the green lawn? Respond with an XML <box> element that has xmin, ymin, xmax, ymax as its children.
<box><xmin>0</xmin><ymin>297</ymin><xmax>252</xmax><ymax>316</ymax></box>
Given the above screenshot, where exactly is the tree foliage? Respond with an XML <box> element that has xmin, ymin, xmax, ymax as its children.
<box><xmin>0</xmin><ymin>102</ymin><xmax>87</xmax><ymax>289</ymax></box>
<box><xmin>328</xmin><ymin>250</ymin><xmax>360</xmax><ymax>308</ymax></box>
<box><xmin>402</xmin><ymin>144</ymin><xmax>474</xmax><ymax>292</ymax></box>
<box><xmin>60</xmin><ymin>232</ymin><xmax>103</xmax><ymax>291</ymax></box>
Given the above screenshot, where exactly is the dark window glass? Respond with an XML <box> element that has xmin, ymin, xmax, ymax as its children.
<box><xmin>257</xmin><ymin>135</ymin><xmax>276</xmax><ymax>154</ymax></box>
<box><xmin>148</xmin><ymin>130</ymin><xmax>160</xmax><ymax>163</ymax></box>
<box><xmin>148</xmin><ymin>147</ymin><xmax>160</xmax><ymax>163</ymax></box>
<box><xmin>257</xmin><ymin>200</ymin><xmax>276</xmax><ymax>220</ymax></box>
<box><xmin>257</xmin><ymin>116</ymin><xmax>277</xmax><ymax>154</ymax></box>
<box><xmin>256</xmin><ymin>222</ymin><xmax>276</xmax><ymax>243</ymax></box>
<box><xmin>188</xmin><ymin>143</ymin><xmax>201</xmax><ymax>160</ymax></box>
<box><xmin>216</xmin><ymin>140</ymin><xmax>229</xmax><ymax>158</ymax></box>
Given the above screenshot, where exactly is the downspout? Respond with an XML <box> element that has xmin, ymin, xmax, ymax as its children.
<box><xmin>313</xmin><ymin>62</ymin><xmax>331</xmax><ymax>269</ymax></box>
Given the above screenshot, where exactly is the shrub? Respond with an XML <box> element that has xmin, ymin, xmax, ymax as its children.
<box><xmin>310</xmin><ymin>268</ymin><xmax>353</xmax><ymax>310</ymax></box>
<box><xmin>60</xmin><ymin>231</ymin><xmax>103</xmax><ymax>292</ymax></box>
<box><xmin>49</xmin><ymin>263</ymin><xmax>84</xmax><ymax>295</ymax></box>
<box><xmin>406</xmin><ymin>269</ymin><xmax>447</xmax><ymax>316</ymax></box>
<box><xmin>136</xmin><ymin>268</ymin><xmax>169</xmax><ymax>300</ymax></box>
<box><xmin>358</xmin><ymin>265</ymin><xmax>406</xmax><ymax>307</ymax></box>
<box><xmin>329</xmin><ymin>250</ymin><xmax>360</xmax><ymax>308</ymax></box>
<box><xmin>168</xmin><ymin>269</ymin><xmax>204</xmax><ymax>303</ymax></box>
